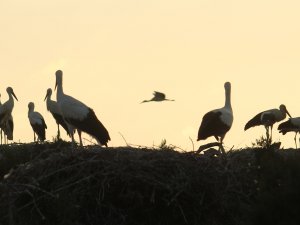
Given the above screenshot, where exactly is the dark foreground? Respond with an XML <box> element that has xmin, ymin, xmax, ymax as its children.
<box><xmin>0</xmin><ymin>142</ymin><xmax>300</xmax><ymax>225</ymax></box>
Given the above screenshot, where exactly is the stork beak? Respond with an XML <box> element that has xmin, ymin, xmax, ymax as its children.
<box><xmin>54</xmin><ymin>80</ymin><xmax>57</xmax><ymax>91</ymax></box>
<box><xmin>286</xmin><ymin>109</ymin><xmax>292</xmax><ymax>118</ymax></box>
<box><xmin>12</xmin><ymin>91</ymin><xmax>18</xmax><ymax>101</ymax></box>
<box><xmin>44</xmin><ymin>92</ymin><xmax>48</xmax><ymax>101</ymax></box>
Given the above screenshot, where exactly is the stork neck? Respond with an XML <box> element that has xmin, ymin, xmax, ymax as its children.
<box><xmin>8</xmin><ymin>93</ymin><xmax>13</xmax><ymax>101</ymax></box>
<box><xmin>56</xmin><ymin>82</ymin><xmax>64</xmax><ymax>100</ymax></box>
<box><xmin>225</xmin><ymin>88</ymin><xmax>231</xmax><ymax>109</ymax></box>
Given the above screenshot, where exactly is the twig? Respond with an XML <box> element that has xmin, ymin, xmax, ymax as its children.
<box><xmin>119</xmin><ymin>132</ymin><xmax>130</xmax><ymax>147</ymax></box>
<box><xmin>189</xmin><ymin>137</ymin><xmax>194</xmax><ymax>152</ymax></box>
<box><xmin>196</xmin><ymin>142</ymin><xmax>220</xmax><ymax>154</ymax></box>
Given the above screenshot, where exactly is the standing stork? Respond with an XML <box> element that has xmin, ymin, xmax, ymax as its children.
<box><xmin>0</xmin><ymin>94</ymin><xmax>13</xmax><ymax>144</ymax></box>
<box><xmin>197</xmin><ymin>82</ymin><xmax>233</xmax><ymax>154</ymax></box>
<box><xmin>141</xmin><ymin>91</ymin><xmax>174</xmax><ymax>103</ymax></box>
<box><xmin>244</xmin><ymin>104</ymin><xmax>291</xmax><ymax>144</ymax></box>
<box><xmin>54</xmin><ymin>70</ymin><xmax>111</xmax><ymax>147</ymax></box>
<box><xmin>278</xmin><ymin>117</ymin><xmax>300</xmax><ymax>148</ymax></box>
<box><xmin>44</xmin><ymin>88</ymin><xmax>72</xmax><ymax>140</ymax></box>
<box><xmin>28</xmin><ymin>102</ymin><xmax>47</xmax><ymax>142</ymax></box>
<box><xmin>1</xmin><ymin>115</ymin><xmax>13</xmax><ymax>143</ymax></box>
<box><xmin>0</xmin><ymin>87</ymin><xmax>18</xmax><ymax>144</ymax></box>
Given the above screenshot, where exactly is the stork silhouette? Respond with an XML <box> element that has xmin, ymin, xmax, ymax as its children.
<box><xmin>141</xmin><ymin>91</ymin><xmax>174</xmax><ymax>103</ymax></box>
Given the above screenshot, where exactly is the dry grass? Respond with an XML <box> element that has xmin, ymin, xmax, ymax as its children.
<box><xmin>0</xmin><ymin>142</ymin><xmax>300</xmax><ymax>225</ymax></box>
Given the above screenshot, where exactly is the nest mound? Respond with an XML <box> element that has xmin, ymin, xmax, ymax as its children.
<box><xmin>1</xmin><ymin>143</ymin><xmax>300</xmax><ymax>225</ymax></box>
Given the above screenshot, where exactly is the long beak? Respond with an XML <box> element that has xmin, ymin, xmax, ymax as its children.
<box><xmin>12</xmin><ymin>91</ymin><xmax>18</xmax><ymax>101</ymax></box>
<box><xmin>54</xmin><ymin>80</ymin><xmax>57</xmax><ymax>91</ymax></box>
<box><xmin>286</xmin><ymin>109</ymin><xmax>292</xmax><ymax>118</ymax></box>
<box><xmin>44</xmin><ymin>92</ymin><xmax>48</xmax><ymax>101</ymax></box>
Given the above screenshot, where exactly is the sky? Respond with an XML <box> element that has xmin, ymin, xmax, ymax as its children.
<box><xmin>0</xmin><ymin>0</ymin><xmax>300</xmax><ymax>150</ymax></box>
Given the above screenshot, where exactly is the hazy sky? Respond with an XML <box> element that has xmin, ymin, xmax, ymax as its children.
<box><xmin>1</xmin><ymin>0</ymin><xmax>300</xmax><ymax>150</ymax></box>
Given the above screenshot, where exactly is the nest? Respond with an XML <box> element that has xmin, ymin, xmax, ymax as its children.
<box><xmin>1</xmin><ymin>142</ymin><xmax>300</xmax><ymax>225</ymax></box>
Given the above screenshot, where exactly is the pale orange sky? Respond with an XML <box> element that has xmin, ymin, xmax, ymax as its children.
<box><xmin>1</xmin><ymin>0</ymin><xmax>300</xmax><ymax>149</ymax></box>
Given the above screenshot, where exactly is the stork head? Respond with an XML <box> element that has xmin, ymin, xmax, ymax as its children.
<box><xmin>55</xmin><ymin>70</ymin><xmax>63</xmax><ymax>90</ymax></box>
<box><xmin>224</xmin><ymin>82</ymin><xmax>231</xmax><ymax>90</ymax></box>
<box><xmin>279</xmin><ymin>104</ymin><xmax>291</xmax><ymax>118</ymax></box>
<box><xmin>44</xmin><ymin>88</ymin><xmax>52</xmax><ymax>101</ymax></box>
<box><xmin>7</xmin><ymin>87</ymin><xmax>18</xmax><ymax>101</ymax></box>
<box><xmin>28</xmin><ymin>102</ymin><xmax>35</xmax><ymax>112</ymax></box>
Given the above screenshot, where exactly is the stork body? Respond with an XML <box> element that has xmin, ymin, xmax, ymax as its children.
<box><xmin>0</xmin><ymin>87</ymin><xmax>18</xmax><ymax>126</ymax></box>
<box><xmin>0</xmin><ymin>94</ymin><xmax>14</xmax><ymax>144</ymax></box>
<box><xmin>278</xmin><ymin>117</ymin><xmax>300</xmax><ymax>148</ymax></box>
<box><xmin>0</xmin><ymin>88</ymin><xmax>17</xmax><ymax>144</ymax></box>
<box><xmin>244</xmin><ymin>104</ymin><xmax>291</xmax><ymax>144</ymax></box>
<box><xmin>141</xmin><ymin>91</ymin><xmax>174</xmax><ymax>103</ymax></box>
<box><xmin>2</xmin><ymin>115</ymin><xmax>13</xmax><ymax>142</ymax></box>
<box><xmin>197</xmin><ymin>82</ymin><xmax>233</xmax><ymax>154</ymax></box>
<box><xmin>28</xmin><ymin>102</ymin><xmax>47</xmax><ymax>142</ymax></box>
<box><xmin>55</xmin><ymin>70</ymin><xmax>110</xmax><ymax>147</ymax></box>
<box><xmin>45</xmin><ymin>88</ymin><xmax>71</xmax><ymax>140</ymax></box>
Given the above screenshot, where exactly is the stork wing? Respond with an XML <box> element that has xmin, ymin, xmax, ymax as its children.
<box><xmin>153</xmin><ymin>91</ymin><xmax>166</xmax><ymax>99</ymax></box>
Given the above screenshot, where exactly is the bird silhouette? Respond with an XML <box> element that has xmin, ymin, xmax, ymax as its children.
<box><xmin>278</xmin><ymin>117</ymin><xmax>300</xmax><ymax>148</ymax></box>
<box><xmin>197</xmin><ymin>82</ymin><xmax>233</xmax><ymax>154</ymax></box>
<box><xmin>141</xmin><ymin>91</ymin><xmax>174</xmax><ymax>103</ymax></box>
<box><xmin>244</xmin><ymin>104</ymin><xmax>291</xmax><ymax>145</ymax></box>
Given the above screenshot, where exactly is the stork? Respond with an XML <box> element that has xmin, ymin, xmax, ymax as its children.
<box><xmin>197</xmin><ymin>82</ymin><xmax>233</xmax><ymax>154</ymax></box>
<box><xmin>0</xmin><ymin>87</ymin><xmax>18</xmax><ymax>144</ymax></box>
<box><xmin>28</xmin><ymin>102</ymin><xmax>47</xmax><ymax>142</ymax></box>
<box><xmin>54</xmin><ymin>70</ymin><xmax>111</xmax><ymax>147</ymax></box>
<box><xmin>244</xmin><ymin>104</ymin><xmax>291</xmax><ymax>145</ymax></box>
<box><xmin>1</xmin><ymin>115</ymin><xmax>13</xmax><ymax>143</ymax></box>
<box><xmin>44</xmin><ymin>88</ymin><xmax>72</xmax><ymax>140</ymax></box>
<box><xmin>141</xmin><ymin>91</ymin><xmax>174</xmax><ymax>103</ymax></box>
<box><xmin>278</xmin><ymin>117</ymin><xmax>300</xmax><ymax>148</ymax></box>
<box><xmin>0</xmin><ymin>94</ymin><xmax>13</xmax><ymax>144</ymax></box>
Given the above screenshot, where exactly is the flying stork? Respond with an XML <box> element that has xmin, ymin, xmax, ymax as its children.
<box><xmin>141</xmin><ymin>91</ymin><xmax>174</xmax><ymax>103</ymax></box>
<box><xmin>28</xmin><ymin>102</ymin><xmax>47</xmax><ymax>142</ymax></box>
<box><xmin>244</xmin><ymin>104</ymin><xmax>291</xmax><ymax>144</ymax></box>
<box><xmin>54</xmin><ymin>70</ymin><xmax>111</xmax><ymax>147</ymax></box>
<box><xmin>197</xmin><ymin>82</ymin><xmax>233</xmax><ymax>154</ymax></box>
<box><xmin>278</xmin><ymin>117</ymin><xmax>300</xmax><ymax>149</ymax></box>
<box><xmin>44</xmin><ymin>88</ymin><xmax>72</xmax><ymax>140</ymax></box>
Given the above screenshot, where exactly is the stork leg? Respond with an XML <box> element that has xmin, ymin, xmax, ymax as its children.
<box><xmin>70</xmin><ymin>132</ymin><xmax>76</xmax><ymax>147</ymax></box>
<box><xmin>294</xmin><ymin>132</ymin><xmax>297</xmax><ymax>149</ymax></box>
<box><xmin>265</xmin><ymin>126</ymin><xmax>269</xmax><ymax>145</ymax></box>
<box><xmin>219</xmin><ymin>135</ymin><xmax>226</xmax><ymax>155</ymax></box>
<box><xmin>77</xmin><ymin>130</ymin><xmax>83</xmax><ymax>147</ymax></box>
<box><xmin>270</xmin><ymin>125</ymin><xmax>273</xmax><ymax>144</ymax></box>
<box><xmin>57</xmin><ymin>124</ymin><xmax>61</xmax><ymax>140</ymax></box>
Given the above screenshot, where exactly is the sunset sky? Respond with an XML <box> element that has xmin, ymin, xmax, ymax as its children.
<box><xmin>1</xmin><ymin>0</ymin><xmax>300</xmax><ymax>150</ymax></box>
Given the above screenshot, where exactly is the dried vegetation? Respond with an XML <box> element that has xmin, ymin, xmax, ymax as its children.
<box><xmin>0</xmin><ymin>141</ymin><xmax>300</xmax><ymax>225</ymax></box>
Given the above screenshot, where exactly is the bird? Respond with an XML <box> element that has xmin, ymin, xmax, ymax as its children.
<box><xmin>28</xmin><ymin>102</ymin><xmax>47</xmax><ymax>142</ymax></box>
<box><xmin>1</xmin><ymin>115</ymin><xmax>14</xmax><ymax>143</ymax></box>
<box><xmin>0</xmin><ymin>94</ymin><xmax>13</xmax><ymax>144</ymax></box>
<box><xmin>44</xmin><ymin>88</ymin><xmax>72</xmax><ymax>140</ymax></box>
<box><xmin>141</xmin><ymin>91</ymin><xmax>174</xmax><ymax>103</ymax></box>
<box><xmin>197</xmin><ymin>82</ymin><xmax>233</xmax><ymax>154</ymax></box>
<box><xmin>244</xmin><ymin>104</ymin><xmax>291</xmax><ymax>144</ymax></box>
<box><xmin>54</xmin><ymin>70</ymin><xmax>111</xmax><ymax>147</ymax></box>
<box><xmin>0</xmin><ymin>87</ymin><xmax>18</xmax><ymax>144</ymax></box>
<box><xmin>278</xmin><ymin>117</ymin><xmax>300</xmax><ymax>148</ymax></box>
